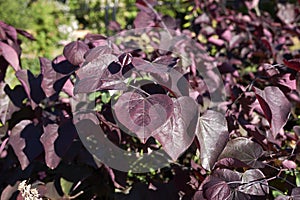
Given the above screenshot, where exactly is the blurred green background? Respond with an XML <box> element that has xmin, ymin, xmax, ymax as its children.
<box><xmin>0</xmin><ymin>0</ymin><xmax>189</xmax><ymax>74</ymax></box>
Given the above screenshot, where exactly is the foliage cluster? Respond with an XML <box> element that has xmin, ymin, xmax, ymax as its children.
<box><xmin>0</xmin><ymin>0</ymin><xmax>300</xmax><ymax>200</ymax></box>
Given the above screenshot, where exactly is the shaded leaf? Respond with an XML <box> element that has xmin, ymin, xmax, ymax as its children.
<box><xmin>40</xmin><ymin>57</ymin><xmax>64</xmax><ymax>97</ymax></box>
<box><xmin>0</xmin><ymin>83</ymin><xmax>19</xmax><ymax>124</ymax></box>
<box><xmin>0</xmin><ymin>181</ymin><xmax>20</xmax><ymax>200</ymax></box>
<box><xmin>195</xmin><ymin>110</ymin><xmax>229</xmax><ymax>170</ymax></box>
<box><xmin>41</xmin><ymin>124</ymin><xmax>61</xmax><ymax>169</ymax></box>
<box><xmin>218</xmin><ymin>137</ymin><xmax>265</xmax><ymax>168</ymax></box>
<box><xmin>254</xmin><ymin>86</ymin><xmax>291</xmax><ymax>138</ymax></box>
<box><xmin>114</xmin><ymin>92</ymin><xmax>174</xmax><ymax>142</ymax></box>
<box><xmin>9</xmin><ymin>120</ymin><xmax>31</xmax><ymax>170</ymax></box>
<box><xmin>0</xmin><ymin>41</ymin><xmax>20</xmax><ymax>71</ymax></box>
<box><xmin>152</xmin><ymin>96</ymin><xmax>198</xmax><ymax>160</ymax></box>
<box><xmin>16</xmin><ymin>69</ymin><xmax>46</xmax><ymax>108</ymax></box>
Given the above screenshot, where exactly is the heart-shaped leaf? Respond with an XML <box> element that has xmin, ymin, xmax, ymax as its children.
<box><xmin>63</xmin><ymin>40</ymin><xmax>89</xmax><ymax>66</ymax></box>
<box><xmin>114</xmin><ymin>91</ymin><xmax>174</xmax><ymax>142</ymax></box>
<box><xmin>254</xmin><ymin>86</ymin><xmax>292</xmax><ymax>138</ymax></box>
<box><xmin>218</xmin><ymin>137</ymin><xmax>265</xmax><ymax>168</ymax></box>
<box><xmin>239</xmin><ymin>169</ymin><xmax>269</xmax><ymax>195</ymax></box>
<box><xmin>152</xmin><ymin>96</ymin><xmax>198</xmax><ymax>160</ymax></box>
<box><xmin>195</xmin><ymin>110</ymin><xmax>229</xmax><ymax>170</ymax></box>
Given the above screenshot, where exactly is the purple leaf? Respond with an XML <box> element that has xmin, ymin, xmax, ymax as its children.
<box><xmin>41</xmin><ymin>124</ymin><xmax>61</xmax><ymax>169</ymax></box>
<box><xmin>84</xmin><ymin>45</ymin><xmax>113</xmax><ymax>63</ymax></box>
<box><xmin>208</xmin><ymin>36</ymin><xmax>225</xmax><ymax>46</ymax></box>
<box><xmin>291</xmin><ymin>187</ymin><xmax>300</xmax><ymax>197</ymax></box>
<box><xmin>40</xmin><ymin>57</ymin><xmax>64</xmax><ymax>97</ymax></box>
<box><xmin>75</xmin><ymin>54</ymin><xmax>126</xmax><ymax>94</ymax></box>
<box><xmin>152</xmin><ymin>96</ymin><xmax>198</xmax><ymax>160</ymax></box>
<box><xmin>0</xmin><ymin>21</ymin><xmax>17</xmax><ymax>42</ymax></box>
<box><xmin>254</xmin><ymin>86</ymin><xmax>292</xmax><ymax>138</ymax></box>
<box><xmin>63</xmin><ymin>41</ymin><xmax>89</xmax><ymax>66</ymax></box>
<box><xmin>203</xmin><ymin>176</ymin><xmax>231</xmax><ymax>200</ymax></box>
<box><xmin>0</xmin><ymin>83</ymin><xmax>19</xmax><ymax>124</ymax></box>
<box><xmin>218</xmin><ymin>137</ymin><xmax>265</xmax><ymax>168</ymax></box>
<box><xmin>9</xmin><ymin>120</ymin><xmax>31</xmax><ymax>170</ymax></box>
<box><xmin>16</xmin><ymin>69</ymin><xmax>46</xmax><ymax>108</ymax></box>
<box><xmin>134</xmin><ymin>11</ymin><xmax>155</xmax><ymax>28</ymax></box>
<box><xmin>283</xmin><ymin>59</ymin><xmax>300</xmax><ymax>72</ymax></box>
<box><xmin>0</xmin><ymin>41</ymin><xmax>20</xmax><ymax>71</ymax></box>
<box><xmin>114</xmin><ymin>92</ymin><xmax>174</xmax><ymax>142</ymax></box>
<box><xmin>16</xmin><ymin>28</ymin><xmax>35</xmax><ymax>40</ymax></box>
<box><xmin>195</xmin><ymin>110</ymin><xmax>229</xmax><ymax>170</ymax></box>
<box><xmin>0</xmin><ymin>181</ymin><xmax>20</xmax><ymax>200</ymax></box>
<box><xmin>238</xmin><ymin>169</ymin><xmax>269</xmax><ymax>195</ymax></box>
<box><xmin>277</xmin><ymin>3</ymin><xmax>295</xmax><ymax>25</ymax></box>
<box><xmin>214</xmin><ymin>157</ymin><xmax>249</xmax><ymax>169</ymax></box>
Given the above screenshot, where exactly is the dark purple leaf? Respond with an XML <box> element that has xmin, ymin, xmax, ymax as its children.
<box><xmin>134</xmin><ymin>11</ymin><xmax>155</xmax><ymax>28</ymax></box>
<box><xmin>254</xmin><ymin>86</ymin><xmax>292</xmax><ymax>138</ymax></box>
<box><xmin>16</xmin><ymin>69</ymin><xmax>46</xmax><ymax>108</ymax></box>
<box><xmin>0</xmin><ymin>83</ymin><xmax>20</xmax><ymax>124</ymax></box>
<box><xmin>0</xmin><ymin>41</ymin><xmax>20</xmax><ymax>71</ymax></box>
<box><xmin>161</xmin><ymin>15</ymin><xmax>177</xmax><ymax>29</ymax></box>
<box><xmin>75</xmin><ymin>54</ymin><xmax>126</xmax><ymax>94</ymax></box>
<box><xmin>0</xmin><ymin>181</ymin><xmax>20</xmax><ymax>200</ymax></box>
<box><xmin>63</xmin><ymin>41</ymin><xmax>89</xmax><ymax>66</ymax></box>
<box><xmin>114</xmin><ymin>92</ymin><xmax>174</xmax><ymax>142</ymax></box>
<box><xmin>108</xmin><ymin>21</ymin><xmax>121</xmax><ymax>31</ymax></box>
<box><xmin>9</xmin><ymin>120</ymin><xmax>31</xmax><ymax>170</ymax></box>
<box><xmin>41</xmin><ymin>124</ymin><xmax>61</xmax><ymax>169</ymax></box>
<box><xmin>152</xmin><ymin>96</ymin><xmax>198</xmax><ymax>160</ymax></box>
<box><xmin>203</xmin><ymin>176</ymin><xmax>231</xmax><ymax>200</ymax></box>
<box><xmin>195</xmin><ymin>110</ymin><xmax>229</xmax><ymax>170</ymax></box>
<box><xmin>16</xmin><ymin>28</ymin><xmax>35</xmax><ymax>40</ymax></box>
<box><xmin>132</xmin><ymin>57</ymin><xmax>171</xmax><ymax>83</ymax></box>
<box><xmin>84</xmin><ymin>33</ymin><xmax>107</xmax><ymax>43</ymax></box>
<box><xmin>238</xmin><ymin>169</ymin><xmax>269</xmax><ymax>195</ymax></box>
<box><xmin>283</xmin><ymin>59</ymin><xmax>300</xmax><ymax>72</ymax></box>
<box><xmin>84</xmin><ymin>45</ymin><xmax>113</xmax><ymax>63</ymax></box>
<box><xmin>291</xmin><ymin>187</ymin><xmax>300</xmax><ymax>197</ymax></box>
<box><xmin>0</xmin><ymin>21</ymin><xmax>17</xmax><ymax>42</ymax></box>
<box><xmin>214</xmin><ymin>157</ymin><xmax>249</xmax><ymax>169</ymax></box>
<box><xmin>40</xmin><ymin>57</ymin><xmax>65</xmax><ymax>97</ymax></box>
<box><xmin>218</xmin><ymin>137</ymin><xmax>265</xmax><ymax>168</ymax></box>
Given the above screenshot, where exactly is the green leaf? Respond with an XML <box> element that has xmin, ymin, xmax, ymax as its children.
<box><xmin>60</xmin><ymin>178</ymin><xmax>73</xmax><ymax>196</ymax></box>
